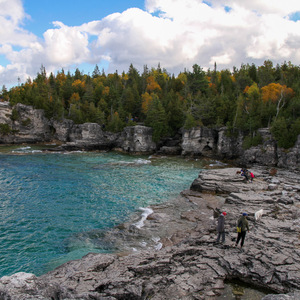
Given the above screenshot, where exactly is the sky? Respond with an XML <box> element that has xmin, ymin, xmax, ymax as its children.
<box><xmin>1</xmin><ymin>0</ymin><xmax>300</xmax><ymax>88</ymax></box>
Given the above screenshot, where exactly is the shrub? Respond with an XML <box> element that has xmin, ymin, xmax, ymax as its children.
<box><xmin>242</xmin><ymin>133</ymin><xmax>263</xmax><ymax>149</ymax></box>
<box><xmin>271</xmin><ymin>117</ymin><xmax>300</xmax><ymax>149</ymax></box>
<box><xmin>0</xmin><ymin>123</ymin><xmax>12</xmax><ymax>135</ymax></box>
<box><xmin>11</xmin><ymin>109</ymin><xmax>19</xmax><ymax>121</ymax></box>
<box><xmin>21</xmin><ymin>118</ymin><xmax>31</xmax><ymax>127</ymax></box>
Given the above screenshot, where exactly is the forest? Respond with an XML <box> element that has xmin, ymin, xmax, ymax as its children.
<box><xmin>1</xmin><ymin>60</ymin><xmax>300</xmax><ymax>148</ymax></box>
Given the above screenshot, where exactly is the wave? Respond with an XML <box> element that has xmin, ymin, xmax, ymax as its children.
<box><xmin>118</xmin><ymin>159</ymin><xmax>151</xmax><ymax>166</ymax></box>
<box><xmin>12</xmin><ymin>146</ymin><xmax>32</xmax><ymax>153</ymax></box>
<box><xmin>152</xmin><ymin>237</ymin><xmax>163</xmax><ymax>250</ymax></box>
<box><xmin>94</xmin><ymin>158</ymin><xmax>151</xmax><ymax>169</ymax></box>
<box><xmin>133</xmin><ymin>207</ymin><xmax>153</xmax><ymax>229</ymax></box>
<box><xmin>208</xmin><ymin>160</ymin><xmax>228</xmax><ymax>167</ymax></box>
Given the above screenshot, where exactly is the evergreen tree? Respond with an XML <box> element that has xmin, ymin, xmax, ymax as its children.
<box><xmin>145</xmin><ymin>96</ymin><xmax>168</xmax><ymax>142</ymax></box>
<box><xmin>187</xmin><ymin>64</ymin><xmax>209</xmax><ymax>96</ymax></box>
<box><xmin>92</xmin><ymin>64</ymin><xmax>101</xmax><ymax>78</ymax></box>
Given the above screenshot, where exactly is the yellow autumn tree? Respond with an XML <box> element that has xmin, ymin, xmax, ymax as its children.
<box><xmin>141</xmin><ymin>92</ymin><xmax>154</xmax><ymax>114</ymax></box>
<box><xmin>70</xmin><ymin>92</ymin><xmax>80</xmax><ymax>102</ymax></box>
<box><xmin>72</xmin><ymin>79</ymin><xmax>86</xmax><ymax>96</ymax></box>
<box><xmin>56</xmin><ymin>71</ymin><xmax>66</xmax><ymax>86</ymax></box>
<box><xmin>245</xmin><ymin>82</ymin><xmax>260</xmax><ymax>98</ymax></box>
<box><xmin>146</xmin><ymin>76</ymin><xmax>161</xmax><ymax>93</ymax></box>
<box><xmin>261</xmin><ymin>83</ymin><xmax>293</xmax><ymax>103</ymax></box>
<box><xmin>177</xmin><ymin>72</ymin><xmax>187</xmax><ymax>85</ymax></box>
<box><xmin>261</xmin><ymin>83</ymin><xmax>294</xmax><ymax>118</ymax></box>
<box><xmin>103</xmin><ymin>86</ymin><xmax>110</xmax><ymax>96</ymax></box>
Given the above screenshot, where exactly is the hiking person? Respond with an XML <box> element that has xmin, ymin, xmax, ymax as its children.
<box><xmin>235</xmin><ymin>213</ymin><xmax>250</xmax><ymax>248</ymax></box>
<box><xmin>241</xmin><ymin>168</ymin><xmax>249</xmax><ymax>182</ymax></box>
<box><xmin>250</xmin><ymin>171</ymin><xmax>255</xmax><ymax>182</ymax></box>
<box><xmin>216</xmin><ymin>212</ymin><xmax>227</xmax><ymax>243</ymax></box>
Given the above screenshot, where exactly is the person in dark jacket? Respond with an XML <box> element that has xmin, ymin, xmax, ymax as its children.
<box><xmin>216</xmin><ymin>212</ymin><xmax>227</xmax><ymax>243</ymax></box>
<box><xmin>235</xmin><ymin>213</ymin><xmax>250</xmax><ymax>248</ymax></box>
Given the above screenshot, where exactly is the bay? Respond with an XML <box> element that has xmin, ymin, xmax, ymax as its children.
<box><xmin>0</xmin><ymin>145</ymin><xmax>208</xmax><ymax>277</ymax></box>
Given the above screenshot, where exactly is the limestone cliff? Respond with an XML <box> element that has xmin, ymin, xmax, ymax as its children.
<box><xmin>0</xmin><ymin>102</ymin><xmax>299</xmax><ymax>169</ymax></box>
<box><xmin>0</xmin><ymin>102</ymin><xmax>51</xmax><ymax>143</ymax></box>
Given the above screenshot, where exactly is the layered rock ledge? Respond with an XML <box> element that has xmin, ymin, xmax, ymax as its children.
<box><xmin>1</xmin><ymin>102</ymin><xmax>300</xmax><ymax>170</ymax></box>
<box><xmin>0</xmin><ymin>167</ymin><xmax>300</xmax><ymax>299</ymax></box>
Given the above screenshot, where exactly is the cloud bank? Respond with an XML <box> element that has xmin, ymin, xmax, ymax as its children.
<box><xmin>0</xmin><ymin>0</ymin><xmax>300</xmax><ymax>87</ymax></box>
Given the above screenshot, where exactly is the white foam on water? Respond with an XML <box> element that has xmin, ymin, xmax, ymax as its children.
<box><xmin>12</xmin><ymin>146</ymin><xmax>32</xmax><ymax>153</ymax></box>
<box><xmin>154</xmin><ymin>242</ymin><xmax>163</xmax><ymax>250</ymax></box>
<box><xmin>133</xmin><ymin>207</ymin><xmax>153</xmax><ymax>229</ymax></box>
<box><xmin>63</xmin><ymin>151</ymin><xmax>85</xmax><ymax>154</ymax></box>
<box><xmin>116</xmin><ymin>159</ymin><xmax>151</xmax><ymax>166</ymax></box>
<box><xmin>209</xmin><ymin>160</ymin><xmax>228</xmax><ymax>167</ymax></box>
<box><xmin>152</xmin><ymin>237</ymin><xmax>162</xmax><ymax>250</ymax></box>
<box><xmin>134</xmin><ymin>158</ymin><xmax>151</xmax><ymax>165</ymax></box>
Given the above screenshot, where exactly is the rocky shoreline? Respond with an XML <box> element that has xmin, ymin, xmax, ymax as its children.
<box><xmin>0</xmin><ymin>166</ymin><xmax>300</xmax><ymax>299</ymax></box>
<box><xmin>1</xmin><ymin>102</ymin><xmax>300</xmax><ymax>171</ymax></box>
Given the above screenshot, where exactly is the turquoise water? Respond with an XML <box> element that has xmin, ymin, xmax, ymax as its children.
<box><xmin>0</xmin><ymin>146</ymin><xmax>206</xmax><ymax>278</ymax></box>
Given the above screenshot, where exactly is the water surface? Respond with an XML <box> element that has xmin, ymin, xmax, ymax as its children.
<box><xmin>0</xmin><ymin>145</ymin><xmax>207</xmax><ymax>277</ymax></box>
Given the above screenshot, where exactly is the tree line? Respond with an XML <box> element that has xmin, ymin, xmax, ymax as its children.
<box><xmin>1</xmin><ymin>60</ymin><xmax>300</xmax><ymax>147</ymax></box>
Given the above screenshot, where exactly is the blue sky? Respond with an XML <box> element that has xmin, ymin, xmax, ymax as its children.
<box><xmin>22</xmin><ymin>0</ymin><xmax>145</xmax><ymax>38</ymax></box>
<box><xmin>1</xmin><ymin>0</ymin><xmax>300</xmax><ymax>88</ymax></box>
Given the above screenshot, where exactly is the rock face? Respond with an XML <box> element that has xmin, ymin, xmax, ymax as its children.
<box><xmin>0</xmin><ymin>102</ymin><xmax>155</xmax><ymax>153</ymax></box>
<box><xmin>0</xmin><ymin>103</ymin><xmax>52</xmax><ymax>144</ymax></box>
<box><xmin>1</xmin><ymin>102</ymin><xmax>300</xmax><ymax>169</ymax></box>
<box><xmin>120</xmin><ymin>125</ymin><xmax>156</xmax><ymax>153</ymax></box>
<box><xmin>240</xmin><ymin>128</ymin><xmax>278</xmax><ymax>167</ymax></box>
<box><xmin>216</xmin><ymin>127</ymin><xmax>244</xmax><ymax>159</ymax></box>
<box><xmin>57</xmin><ymin>122</ymin><xmax>120</xmax><ymax>151</ymax></box>
<box><xmin>181</xmin><ymin>127</ymin><xmax>218</xmax><ymax>157</ymax></box>
<box><xmin>1</xmin><ymin>167</ymin><xmax>299</xmax><ymax>299</ymax></box>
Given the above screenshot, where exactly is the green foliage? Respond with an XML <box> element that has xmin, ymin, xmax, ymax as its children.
<box><xmin>68</xmin><ymin>104</ymin><xmax>84</xmax><ymax>124</ymax></box>
<box><xmin>4</xmin><ymin>61</ymin><xmax>300</xmax><ymax>147</ymax></box>
<box><xmin>107</xmin><ymin>112</ymin><xmax>125</xmax><ymax>133</ymax></box>
<box><xmin>21</xmin><ymin>118</ymin><xmax>31</xmax><ymax>127</ymax></box>
<box><xmin>187</xmin><ymin>64</ymin><xmax>209</xmax><ymax>96</ymax></box>
<box><xmin>271</xmin><ymin>117</ymin><xmax>300</xmax><ymax>149</ymax></box>
<box><xmin>11</xmin><ymin>109</ymin><xmax>19</xmax><ymax>121</ymax></box>
<box><xmin>0</xmin><ymin>123</ymin><xmax>12</xmax><ymax>135</ymax></box>
<box><xmin>242</xmin><ymin>133</ymin><xmax>263</xmax><ymax>149</ymax></box>
<box><xmin>145</xmin><ymin>96</ymin><xmax>168</xmax><ymax>142</ymax></box>
<box><xmin>183</xmin><ymin>113</ymin><xmax>198</xmax><ymax>129</ymax></box>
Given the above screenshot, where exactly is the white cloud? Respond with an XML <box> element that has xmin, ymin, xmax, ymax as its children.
<box><xmin>1</xmin><ymin>0</ymin><xmax>300</xmax><ymax>87</ymax></box>
<box><xmin>211</xmin><ymin>0</ymin><xmax>300</xmax><ymax>16</ymax></box>
<box><xmin>0</xmin><ymin>0</ymin><xmax>37</xmax><ymax>47</ymax></box>
<box><xmin>44</xmin><ymin>22</ymin><xmax>90</xmax><ymax>65</ymax></box>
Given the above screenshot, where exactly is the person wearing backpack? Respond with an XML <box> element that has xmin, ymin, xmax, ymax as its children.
<box><xmin>235</xmin><ymin>213</ymin><xmax>250</xmax><ymax>248</ymax></box>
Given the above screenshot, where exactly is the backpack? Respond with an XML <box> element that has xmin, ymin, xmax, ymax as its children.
<box><xmin>236</xmin><ymin>219</ymin><xmax>242</xmax><ymax>233</ymax></box>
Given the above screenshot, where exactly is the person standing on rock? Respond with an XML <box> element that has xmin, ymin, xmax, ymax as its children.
<box><xmin>216</xmin><ymin>212</ymin><xmax>227</xmax><ymax>243</ymax></box>
<box><xmin>235</xmin><ymin>213</ymin><xmax>250</xmax><ymax>248</ymax></box>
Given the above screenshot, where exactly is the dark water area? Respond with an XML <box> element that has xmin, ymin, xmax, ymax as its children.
<box><xmin>218</xmin><ymin>279</ymin><xmax>273</xmax><ymax>299</ymax></box>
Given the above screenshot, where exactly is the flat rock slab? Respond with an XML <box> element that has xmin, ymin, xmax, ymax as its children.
<box><xmin>1</xmin><ymin>167</ymin><xmax>300</xmax><ymax>299</ymax></box>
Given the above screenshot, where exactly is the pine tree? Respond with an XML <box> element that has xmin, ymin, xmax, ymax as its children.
<box><xmin>145</xmin><ymin>96</ymin><xmax>168</xmax><ymax>142</ymax></box>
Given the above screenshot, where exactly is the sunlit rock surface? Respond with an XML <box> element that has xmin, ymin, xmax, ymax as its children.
<box><xmin>1</xmin><ymin>167</ymin><xmax>299</xmax><ymax>299</ymax></box>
